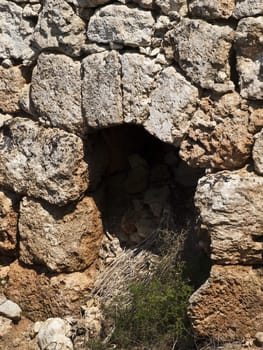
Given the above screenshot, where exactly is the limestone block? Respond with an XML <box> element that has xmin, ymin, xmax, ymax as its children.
<box><xmin>233</xmin><ymin>0</ymin><xmax>263</xmax><ymax>19</ymax></box>
<box><xmin>0</xmin><ymin>0</ymin><xmax>35</xmax><ymax>63</ymax></box>
<box><xmin>189</xmin><ymin>0</ymin><xmax>235</xmax><ymax>19</ymax></box>
<box><xmin>144</xmin><ymin>66</ymin><xmax>198</xmax><ymax>146</ymax></box>
<box><xmin>180</xmin><ymin>93</ymin><xmax>254</xmax><ymax>169</ymax></box>
<box><xmin>5</xmin><ymin>260</ymin><xmax>97</xmax><ymax>321</ymax></box>
<box><xmin>121</xmin><ymin>53</ymin><xmax>162</xmax><ymax>124</ymax></box>
<box><xmin>170</xmin><ymin>18</ymin><xmax>234</xmax><ymax>93</ymax></box>
<box><xmin>0</xmin><ymin>66</ymin><xmax>26</xmax><ymax>113</ymax></box>
<box><xmin>31</xmin><ymin>53</ymin><xmax>84</xmax><ymax>135</ymax></box>
<box><xmin>235</xmin><ymin>17</ymin><xmax>263</xmax><ymax>100</ymax></box>
<box><xmin>82</xmin><ymin>51</ymin><xmax>123</xmax><ymax>128</ymax></box>
<box><xmin>87</xmin><ymin>4</ymin><xmax>155</xmax><ymax>47</ymax></box>
<box><xmin>155</xmin><ymin>0</ymin><xmax>187</xmax><ymax>15</ymax></box>
<box><xmin>0</xmin><ymin>118</ymin><xmax>88</xmax><ymax>206</ymax></box>
<box><xmin>0</xmin><ymin>191</ymin><xmax>18</xmax><ymax>257</ymax></box>
<box><xmin>32</xmin><ymin>0</ymin><xmax>87</xmax><ymax>57</ymax></box>
<box><xmin>195</xmin><ymin>169</ymin><xmax>263</xmax><ymax>264</ymax></box>
<box><xmin>189</xmin><ymin>265</ymin><xmax>263</xmax><ymax>340</ymax></box>
<box><xmin>253</xmin><ymin>130</ymin><xmax>263</xmax><ymax>175</ymax></box>
<box><xmin>19</xmin><ymin>196</ymin><xmax>103</xmax><ymax>273</ymax></box>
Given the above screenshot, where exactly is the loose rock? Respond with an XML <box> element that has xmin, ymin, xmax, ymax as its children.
<box><xmin>0</xmin><ymin>300</ymin><xmax>22</xmax><ymax>322</ymax></box>
<box><xmin>155</xmin><ymin>0</ymin><xmax>187</xmax><ymax>15</ymax></box>
<box><xmin>233</xmin><ymin>0</ymin><xmax>263</xmax><ymax>18</ymax></box>
<box><xmin>188</xmin><ymin>0</ymin><xmax>235</xmax><ymax>19</ymax></box>
<box><xmin>253</xmin><ymin>129</ymin><xmax>263</xmax><ymax>175</ymax></box>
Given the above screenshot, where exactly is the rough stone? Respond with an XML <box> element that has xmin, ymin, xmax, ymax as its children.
<box><xmin>155</xmin><ymin>0</ymin><xmax>188</xmax><ymax>15</ymax></box>
<box><xmin>0</xmin><ymin>191</ymin><xmax>18</xmax><ymax>257</ymax></box>
<box><xmin>0</xmin><ymin>300</ymin><xmax>22</xmax><ymax>322</ymax></box>
<box><xmin>0</xmin><ymin>0</ymin><xmax>35</xmax><ymax>63</ymax></box>
<box><xmin>87</xmin><ymin>4</ymin><xmax>155</xmax><ymax>47</ymax></box>
<box><xmin>195</xmin><ymin>169</ymin><xmax>263</xmax><ymax>264</ymax></box>
<box><xmin>31</xmin><ymin>53</ymin><xmax>84</xmax><ymax>135</ymax></box>
<box><xmin>32</xmin><ymin>0</ymin><xmax>87</xmax><ymax>57</ymax></box>
<box><xmin>169</xmin><ymin>18</ymin><xmax>234</xmax><ymax>93</ymax></box>
<box><xmin>253</xmin><ymin>130</ymin><xmax>263</xmax><ymax>175</ymax></box>
<box><xmin>36</xmin><ymin>318</ymin><xmax>73</xmax><ymax>350</ymax></box>
<box><xmin>82</xmin><ymin>51</ymin><xmax>123</xmax><ymax>128</ymax></box>
<box><xmin>0</xmin><ymin>316</ymin><xmax>12</xmax><ymax>339</ymax></box>
<box><xmin>233</xmin><ymin>0</ymin><xmax>263</xmax><ymax>19</ymax></box>
<box><xmin>188</xmin><ymin>0</ymin><xmax>235</xmax><ymax>19</ymax></box>
<box><xmin>121</xmin><ymin>53</ymin><xmax>162</xmax><ymax>124</ymax></box>
<box><xmin>144</xmin><ymin>66</ymin><xmax>198</xmax><ymax>145</ymax></box>
<box><xmin>5</xmin><ymin>260</ymin><xmax>97</xmax><ymax>321</ymax></box>
<box><xmin>189</xmin><ymin>265</ymin><xmax>263</xmax><ymax>340</ymax></box>
<box><xmin>0</xmin><ymin>114</ymin><xmax>12</xmax><ymax>128</ymax></box>
<box><xmin>0</xmin><ymin>66</ymin><xmax>26</xmax><ymax>113</ymax></box>
<box><xmin>0</xmin><ymin>118</ymin><xmax>88</xmax><ymax>205</ymax></box>
<box><xmin>19</xmin><ymin>196</ymin><xmax>103</xmax><ymax>273</ymax></box>
<box><xmin>235</xmin><ymin>17</ymin><xmax>263</xmax><ymax>100</ymax></box>
<box><xmin>255</xmin><ymin>332</ymin><xmax>263</xmax><ymax>347</ymax></box>
<box><xmin>180</xmin><ymin>93</ymin><xmax>254</xmax><ymax>169</ymax></box>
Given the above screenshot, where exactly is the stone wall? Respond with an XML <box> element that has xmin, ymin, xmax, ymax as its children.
<box><xmin>0</xmin><ymin>0</ymin><xmax>263</xmax><ymax>347</ymax></box>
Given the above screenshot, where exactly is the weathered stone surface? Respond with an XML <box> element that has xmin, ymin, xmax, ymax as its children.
<box><xmin>5</xmin><ymin>260</ymin><xmax>97</xmax><ymax>321</ymax></box>
<box><xmin>170</xmin><ymin>19</ymin><xmax>234</xmax><ymax>93</ymax></box>
<box><xmin>82</xmin><ymin>51</ymin><xmax>123</xmax><ymax>128</ymax></box>
<box><xmin>31</xmin><ymin>53</ymin><xmax>83</xmax><ymax>135</ymax></box>
<box><xmin>144</xmin><ymin>66</ymin><xmax>198</xmax><ymax>145</ymax></box>
<box><xmin>180</xmin><ymin>93</ymin><xmax>254</xmax><ymax>169</ymax></box>
<box><xmin>36</xmin><ymin>318</ymin><xmax>73</xmax><ymax>350</ymax></box>
<box><xmin>32</xmin><ymin>0</ymin><xmax>87</xmax><ymax>57</ymax></box>
<box><xmin>195</xmin><ymin>169</ymin><xmax>263</xmax><ymax>264</ymax></box>
<box><xmin>0</xmin><ymin>118</ymin><xmax>88</xmax><ymax>205</ymax></box>
<box><xmin>0</xmin><ymin>300</ymin><xmax>22</xmax><ymax>322</ymax></box>
<box><xmin>0</xmin><ymin>316</ymin><xmax>12</xmax><ymax>340</ymax></box>
<box><xmin>0</xmin><ymin>191</ymin><xmax>18</xmax><ymax>257</ymax></box>
<box><xmin>0</xmin><ymin>114</ymin><xmax>13</xmax><ymax>128</ymax></box>
<box><xmin>189</xmin><ymin>0</ymin><xmax>235</xmax><ymax>19</ymax></box>
<box><xmin>0</xmin><ymin>66</ymin><xmax>26</xmax><ymax>113</ymax></box>
<box><xmin>0</xmin><ymin>0</ymin><xmax>35</xmax><ymax>63</ymax></box>
<box><xmin>87</xmin><ymin>4</ymin><xmax>155</xmax><ymax>47</ymax></box>
<box><xmin>189</xmin><ymin>265</ymin><xmax>263</xmax><ymax>340</ymax></box>
<box><xmin>121</xmin><ymin>53</ymin><xmax>161</xmax><ymax>124</ymax></box>
<box><xmin>19</xmin><ymin>196</ymin><xmax>103</xmax><ymax>273</ymax></box>
<box><xmin>155</xmin><ymin>0</ymin><xmax>187</xmax><ymax>15</ymax></box>
<box><xmin>233</xmin><ymin>0</ymin><xmax>263</xmax><ymax>19</ymax></box>
<box><xmin>253</xmin><ymin>130</ymin><xmax>263</xmax><ymax>175</ymax></box>
<box><xmin>235</xmin><ymin>17</ymin><xmax>263</xmax><ymax>100</ymax></box>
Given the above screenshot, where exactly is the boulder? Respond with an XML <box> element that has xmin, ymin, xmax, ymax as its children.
<box><xmin>253</xmin><ymin>129</ymin><xmax>263</xmax><ymax>175</ymax></box>
<box><xmin>31</xmin><ymin>53</ymin><xmax>83</xmax><ymax>135</ymax></box>
<box><xmin>144</xmin><ymin>66</ymin><xmax>198</xmax><ymax>145</ymax></box>
<box><xmin>189</xmin><ymin>265</ymin><xmax>263</xmax><ymax>340</ymax></box>
<box><xmin>19</xmin><ymin>196</ymin><xmax>103</xmax><ymax>273</ymax></box>
<box><xmin>235</xmin><ymin>17</ymin><xmax>263</xmax><ymax>100</ymax></box>
<box><xmin>87</xmin><ymin>4</ymin><xmax>155</xmax><ymax>47</ymax></box>
<box><xmin>0</xmin><ymin>118</ymin><xmax>88</xmax><ymax>205</ymax></box>
<box><xmin>170</xmin><ymin>18</ymin><xmax>234</xmax><ymax>93</ymax></box>
<box><xmin>32</xmin><ymin>0</ymin><xmax>87</xmax><ymax>57</ymax></box>
<box><xmin>82</xmin><ymin>51</ymin><xmax>123</xmax><ymax>128</ymax></box>
<box><xmin>180</xmin><ymin>93</ymin><xmax>254</xmax><ymax>169</ymax></box>
<box><xmin>195</xmin><ymin>169</ymin><xmax>263</xmax><ymax>264</ymax></box>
